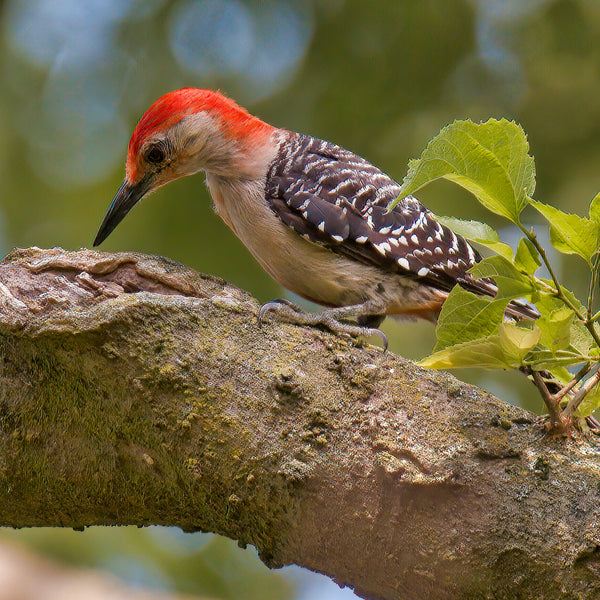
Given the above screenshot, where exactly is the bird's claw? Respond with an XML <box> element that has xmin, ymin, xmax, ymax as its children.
<box><xmin>258</xmin><ymin>298</ymin><xmax>388</xmax><ymax>351</ymax></box>
<box><xmin>369</xmin><ymin>328</ymin><xmax>388</xmax><ymax>352</ymax></box>
<box><xmin>257</xmin><ymin>301</ymin><xmax>279</xmax><ymax>327</ymax></box>
<box><xmin>336</xmin><ymin>322</ymin><xmax>388</xmax><ymax>352</ymax></box>
<box><xmin>257</xmin><ymin>298</ymin><xmax>302</xmax><ymax>327</ymax></box>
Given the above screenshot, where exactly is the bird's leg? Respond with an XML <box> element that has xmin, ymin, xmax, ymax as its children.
<box><xmin>258</xmin><ymin>298</ymin><xmax>388</xmax><ymax>350</ymax></box>
<box><xmin>357</xmin><ymin>314</ymin><xmax>386</xmax><ymax>329</ymax></box>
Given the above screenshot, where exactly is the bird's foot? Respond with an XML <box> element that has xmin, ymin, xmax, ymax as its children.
<box><xmin>258</xmin><ymin>298</ymin><xmax>304</xmax><ymax>323</ymax></box>
<box><xmin>258</xmin><ymin>299</ymin><xmax>388</xmax><ymax>351</ymax></box>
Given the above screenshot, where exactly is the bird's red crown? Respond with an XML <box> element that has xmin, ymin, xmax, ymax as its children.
<box><xmin>127</xmin><ymin>88</ymin><xmax>274</xmax><ymax>179</ymax></box>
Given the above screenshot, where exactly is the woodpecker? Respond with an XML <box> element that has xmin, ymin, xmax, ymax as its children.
<box><xmin>94</xmin><ymin>88</ymin><xmax>537</xmax><ymax>346</ymax></box>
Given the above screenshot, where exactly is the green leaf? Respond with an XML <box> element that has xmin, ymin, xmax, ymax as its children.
<box><xmin>534</xmin><ymin>290</ymin><xmax>592</xmax><ymax>356</ymax></box>
<box><xmin>545</xmin><ymin>365</ymin><xmax>574</xmax><ymax>386</ymax></box>
<box><xmin>434</xmin><ymin>215</ymin><xmax>497</xmax><ymax>241</ymax></box>
<box><xmin>589</xmin><ymin>192</ymin><xmax>600</xmax><ymax>222</ymax></box>
<box><xmin>435</xmin><ymin>215</ymin><xmax>514</xmax><ymax>259</ymax></box>
<box><xmin>498</xmin><ymin>322</ymin><xmax>541</xmax><ymax>363</ymax></box>
<box><xmin>469</xmin><ymin>255</ymin><xmax>535</xmax><ymax>298</ymax></box>
<box><xmin>419</xmin><ymin>336</ymin><xmax>518</xmax><ymax>370</ymax></box>
<box><xmin>533</xmin><ymin>292</ymin><xmax>565</xmax><ymax>316</ymax></box>
<box><xmin>514</xmin><ymin>238</ymin><xmax>541</xmax><ymax>275</ymax></box>
<box><xmin>538</xmin><ymin>307</ymin><xmax>574</xmax><ymax>353</ymax></box>
<box><xmin>393</xmin><ymin>119</ymin><xmax>535</xmax><ymax>223</ymax></box>
<box><xmin>433</xmin><ymin>286</ymin><xmax>507</xmax><ymax>352</ymax></box>
<box><xmin>524</xmin><ymin>349</ymin><xmax>588</xmax><ymax>371</ymax></box>
<box><xmin>530</xmin><ymin>199</ymin><xmax>600</xmax><ymax>264</ymax></box>
<box><xmin>570</xmin><ymin>321</ymin><xmax>596</xmax><ymax>356</ymax></box>
<box><xmin>536</xmin><ymin>282</ymin><xmax>586</xmax><ymax>313</ymax></box>
<box><xmin>533</xmin><ymin>295</ymin><xmax>575</xmax><ymax>353</ymax></box>
<box><xmin>473</xmin><ymin>239</ymin><xmax>515</xmax><ymax>260</ymax></box>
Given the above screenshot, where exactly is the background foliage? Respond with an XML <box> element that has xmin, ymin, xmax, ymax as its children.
<box><xmin>2</xmin><ymin>0</ymin><xmax>600</xmax><ymax>597</ymax></box>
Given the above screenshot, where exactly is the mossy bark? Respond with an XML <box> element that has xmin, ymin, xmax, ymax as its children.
<box><xmin>0</xmin><ymin>247</ymin><xmax>599</xmax><ymax>600</ymax></box>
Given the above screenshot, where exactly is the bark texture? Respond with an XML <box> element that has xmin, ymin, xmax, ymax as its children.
<box><xmin>0</xmin><ymin>246</ymin><xmax>599</xmax><ymax>600</ymax></box>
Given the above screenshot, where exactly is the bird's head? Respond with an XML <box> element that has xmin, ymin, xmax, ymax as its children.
<box><xmin>93</xmin><ymin>88</ymin><xmax>274</xmax><ymax>246</ymax></box>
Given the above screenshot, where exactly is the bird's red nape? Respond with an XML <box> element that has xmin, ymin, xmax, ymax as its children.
<box><xmin>126</xmin><ymin>88</ymin><xmax>274</xmax><ymax>181</ymax></box>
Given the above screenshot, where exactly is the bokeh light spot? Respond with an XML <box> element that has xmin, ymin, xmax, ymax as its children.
<box><xmin>169</xmin><ymin>0</ymin><xmax>254</xmax><ymax>77</ymax></box>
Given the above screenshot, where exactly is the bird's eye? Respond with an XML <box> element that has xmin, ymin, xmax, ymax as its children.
<box><xmin>146</xmin><ymin>145</ymin><xmax>166</xmax><ymax>164</ymax></box>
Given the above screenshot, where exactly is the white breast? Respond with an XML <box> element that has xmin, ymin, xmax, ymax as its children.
<box><xmin>207</xmin><ymin>173</ymin><xmax>361</xmax><ymax>304</ymax></box>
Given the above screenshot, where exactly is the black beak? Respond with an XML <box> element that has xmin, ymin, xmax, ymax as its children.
<box><xmin>93</xmin><ymin>177</ymin><xmax>151</xmax><ymax>246</ymax></box>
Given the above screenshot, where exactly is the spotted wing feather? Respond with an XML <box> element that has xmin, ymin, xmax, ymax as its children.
<box><xmin>266</xmin><ymin>133</ymin><xmax>490</xmax><ymax>296</ymax></box>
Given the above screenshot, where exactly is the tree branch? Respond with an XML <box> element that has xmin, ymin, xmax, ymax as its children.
<box><xmin>1</xmin><ymin>247</ymin><xmax>600</xmax><ymax>600</ymax></box>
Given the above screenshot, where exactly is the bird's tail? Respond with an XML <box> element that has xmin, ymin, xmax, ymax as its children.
<box><xmin>504</xmin><ymin>298</ymin><xmax>540</xmax><ymax>321</ymax></box>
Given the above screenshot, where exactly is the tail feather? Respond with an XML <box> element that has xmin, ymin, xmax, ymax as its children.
<box><xmin>504</xmin><ymin>298</ymin><xmax>540</xmax><ymax>321</ymax></box>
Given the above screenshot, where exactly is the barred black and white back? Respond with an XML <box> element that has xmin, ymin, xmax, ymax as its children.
<box><xmin>265</xmin><ymin>132</ymin><xmax>538</xmax><ymax>320</ymax></box>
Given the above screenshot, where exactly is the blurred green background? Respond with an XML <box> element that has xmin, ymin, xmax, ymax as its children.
<box><xmin>1</xmin><ymin>0</ymin><xmax>600</xmax><ymax>598</ymax></box>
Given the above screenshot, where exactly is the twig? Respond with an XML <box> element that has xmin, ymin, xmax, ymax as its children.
<box><xmin>520</xmin><ymin>223</ymin><xmax>562</xmax><ymax>294</ymax></box>
<box><xmin>519</xmin><ymin>223</ymin><xmax>600</xmax><ymax>350</ymax></box>
<box><xmin>563</xmin><ymin>364</ymin><xmax>600</xmax><ymax>419</ymax></box>
<box><xmin>586</xmin><ymin>253</ymin><xmax>600</xmax><ymax>321</ymax></box>
<box><xmin>553</xmin><ymin>362</ymin><xmax>592</xmax><ymax>402</ymax></box>
<box><xmin>531</xmin><ymin>370</ymin><xmax>561</xmax><ymax>427</ymax></box>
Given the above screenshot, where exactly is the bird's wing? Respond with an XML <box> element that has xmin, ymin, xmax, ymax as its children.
<box><xmin>265</xmin><ymin>133</ymin><xmax>491</xmax><ymax>296</ymax></box>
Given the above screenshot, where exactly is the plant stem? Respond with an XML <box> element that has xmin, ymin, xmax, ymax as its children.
<box><xmin>587</xmin><ymin>253</ymin><xmax>600</xmax><ymax>321</ymax></box>
<box><xmin>563</xmin><ymin>364</ymin><xmax>600</xmax><ymax>419</ymax></box>
<box><xmin>553</xmin><ymin>362</ymin><xmax>592</xmax><ymax>402</ymax></box>
<box><xmin>519</xmin><ymin>223</ymin><xmax>600</xmax><ymax>349</ymax></box>
<box><xmin>531</xmin><ymin>369</ymin><xmax>562</xmax><ymax>428</ymax></box>
<box><xmin>519</xmin><ymin>223</ymin><xmax>562</xmax><ymax>291</ymax></box>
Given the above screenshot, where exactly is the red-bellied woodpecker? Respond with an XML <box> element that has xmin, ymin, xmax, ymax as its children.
<box><xmin>94</xmin><ymin>88</ymin><xmax>537</xmax><ymax>347</ymax></box>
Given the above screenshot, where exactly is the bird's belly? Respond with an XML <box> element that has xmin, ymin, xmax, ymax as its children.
<box><xmin>260</xmin><ymin>244</ymin><xmax>375</xmax><ymax>306</ymax></box>
<box><xmin>255</xmin><ymin>235</ymin><xmax>445</xmax><ymax>317</ymax></box>
<box><xmin>238</xmin><ymin>216</ymin><xmax>373</xmax><ymax>306</ymax></box>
